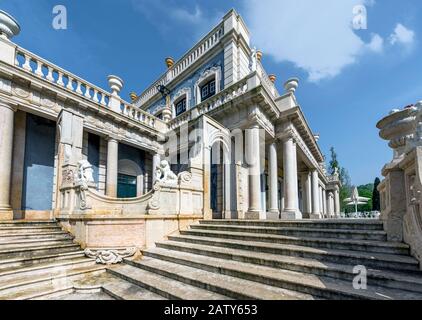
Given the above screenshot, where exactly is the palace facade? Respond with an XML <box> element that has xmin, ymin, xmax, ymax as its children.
<box><xmin>0</xmin><ymin>9</ymin><xmax>341</xmax><ymax>252</ymax></box>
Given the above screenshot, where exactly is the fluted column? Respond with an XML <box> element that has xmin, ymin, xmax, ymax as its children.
<box><xmin>0</xmin><ymin>102</ymin><xmax>15</xmax><ymax>220</ymax></box>
<box><xmin>106</xmin><ymin>137</ymin><xmax>119</xmax><ymax>197</ymax></box>
<box><xmin>282</xmin><ymin>137</ymin><xmax>301</xmax><ymax>219</ymax></box>
<box><xmin>311</xmin><ymin>170</ymin><xmax>320</xmax><ymax>219</ymax></box>
<box><xmin>245</xmin><ymin>125</ymin><xmax>262</xmax><ymax>219</ymax></box>
<box><xmin>268</xmin><ymin>142</ymin><xmax>279</xmax><ymax>218</ymax></box>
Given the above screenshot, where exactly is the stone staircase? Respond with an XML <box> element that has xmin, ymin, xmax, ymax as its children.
<box><xmin>107</xmin><ymin>219</ymin><xmax>422</xmax><ymax>300</ymax></box>
<box><xmin>0</xmin><ymin>220</ymin><xmax>108</xmax><ymax>300</ymax></box>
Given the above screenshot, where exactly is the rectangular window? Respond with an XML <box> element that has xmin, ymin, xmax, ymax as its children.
<box><xmin>200</xmin><ymin>79</ymin><xmax>216</xmax><ymax>101</ymax></box>
<box><xmin>175</xmin><ymin>98</ymin><xmax>187</xmax><ymax>116</ymax></box>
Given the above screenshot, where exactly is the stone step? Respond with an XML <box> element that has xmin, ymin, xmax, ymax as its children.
<box><xmin>0</xmin><ymin>226</ymin><xmax>62</xmax><ymax>234</ymax></box>
<box><xmin>149</xmin><ymin>241</ymin><xmax>422</xmax><ymax>293</ymax></box>
<box><xmin>141</xmin><ymin>247</ymin><xmax>422</xmax><ymax>300</ymax></box>
<box><xmin>0</xmin><ymin>257</ymin><xmax>95</xmax><ymax>283</ymax></box>
<box><xmin>107</xmin><ymin>264</ymin><xmax>230</xmax><ymax>300</ymax></box>
<box><xmin>199</xmin><ymin>219</ymin><xmax>385</xmax><ymax>230</ymax></box>
<box><xmin>0</xmin><ymin>251</ymin><xmax>85</xmax><ymax>271</ymax></box>
<box><xmin>126</xmin><ymin>257</ymin><xmax>318</xmax><ymax>300</ymax></box>
<box><xmin>0</xmin><ymin>243</ymin><xmax>82</xmax><ymax>260</ymax></box>
<box><xmin>167</xmin><ymin>235</ymin><xmax>420</xmax><ymax>272</ymax></box>
<box><xmin>0</xmin><ymin>231</ymin><xmax>73</xmax><ymax>241</ymax></box>
<box><xmin>181</xmin><ymin>229</ymin><xmax>409</xmax><ymax>255</ymax></box>
<box><xmin>0</xmin><ymin>221</ymin><xmax>57</xmax><ymax>227</ymax></box>
<box><xmin>191</xmin><ymin>224</ymin><xmax>387</xmax><ymax>241</ymax></box>
<box><xmin>0</xmin><ymin>265</ymin><xmax>106</xmax><ymax>299</ymax></box>
<box><xmin>101</xmin><ymin>275</ymin><xmax>167</xmax><ymax>300</ymax></box>
<box><xmin>0</xmin><ymin>237</ymin><xmax>74</xmax><ymax>248</ymax></box>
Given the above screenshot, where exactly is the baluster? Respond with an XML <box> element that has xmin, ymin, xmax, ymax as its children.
<box><xmin>76</xmin><ymin>81</ymin><xmax>83</xmax><ymax>95</ymax></box>
<box><xmin>66</xmin><ymin>76</ymin><xmax>74</xmax><ymax>90</ymax></box>
<box><xmin>46</xmin><ymin>66</ymin><xmax>54</xmax><ymax>82</ymax></box>
<box><xmin>22</xmin><ymin>54</ymin><xmax>32</xmax><ymax>72</ymax></box>
<box><xmin>92</xmin><ymin>89</ymin><xmax>99</xmax><ymax>103</ymax></box>
<box><xmin>100</xmin><ymin>93</ymin><xmax>107</xmax><ymax>106</ymax></box>
<box><xmin>57</xmin><ymin>71</ymin><xmax>65</xmax><ymax>86</ymax></box>
<box><xmin>35</xmin><ymin>61</ymin><xmax>44</xmax><ymax>78</ymax></box>
<box><xmin>84</xmin><ymin>85</ymin><xmax>91</xmax><ymax>99</ymax></box>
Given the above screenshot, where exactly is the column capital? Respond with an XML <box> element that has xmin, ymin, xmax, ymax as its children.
<box><xmin>0</xmin><ymin>101</ymin><xmax>17</xmax><ymax>112</ymax></box>
<box><xmin>105</xmin><ymin>135</ymin><xmax>119</xmax><ymax>142</ymax></box>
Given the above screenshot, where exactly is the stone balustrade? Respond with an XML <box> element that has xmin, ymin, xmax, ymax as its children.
<box><xmin>136</xmin><ymin>22</ymin><xmax>225</xmax><ymax>108</ymax></box>
<box><xmin>15</xmin><ymin>47</ymin><xmax>111</xmax><ymax>106</ymax></box>
<box><xmin>257</xmin><ymin>61</ymin><xmax>280</xmax><ymax>98</ymax></box>
<box><xmin>168</xmin><ymin>74</ymin><xmax>249</xmax><ymax>131</ymax></box>
<box><xmin>13</xmin><ymin>46</ymin><xmax>165</xmax><ymax>131</ymax></box>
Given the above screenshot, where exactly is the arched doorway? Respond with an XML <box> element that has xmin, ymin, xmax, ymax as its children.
<box><xmin>117</xmin><ymin>159</ymin><xmax>143</xmax><ymax>198</ymax></box>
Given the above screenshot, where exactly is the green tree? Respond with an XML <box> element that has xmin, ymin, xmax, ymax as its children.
<box><xmin>372</xmin><ymin>177</ymin><xmax>381</xmax><ymax>211</ymax></box>
<box><xmin>328</xmin><ymin>147</ymin><xmax>352</xmax><ymax>212</ymax></box>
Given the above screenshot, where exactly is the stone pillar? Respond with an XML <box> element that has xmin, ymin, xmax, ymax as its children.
<box><xmin>323</xmin><ymin>188</ymin><xmax>327</xmax><ymax>218</ymax></box>
<box><xmin>224</xmin><ymin>158</ymin><xmax>232</xmax><ymax>219</ymax></box>
<box><xmin>301</xmin><ymin>172</ymin><xmax>312</xmax><ymax>218</ymax></box>
<box><xmin>152</xmin><ymin>153</ymin><xmax>161</xmax><ymax>185</ymax></box>
<box><xmin>334</xmin><ymin>188</ymin><xmax>340</xmax><ymax>217</ymax></box>
<box><xmin>311</xmin><ymin>170</ymin><xmax>320</xmax><ymax>219</ymax></box>
<box><xmin>106</xmin><ymin>137</ymin><xmax>119</xmax><ymax>197</ymax></box>
<box><xmin>268</xmin><ymin>142</ymin><xmax>279</xmax><ymax>219</ymax></box>
<box><xmin>245</xmin><ymin>125</ymin><xmax>263</xmax><ymax>219</ymax></box>
<box><xmin>282</xmin><ymin>137</ymin><xmax>301</xmax><ymax>219</ymax></box>
<box><xmin>0</xmin><ymin>102</ymin><xmax>15</xmax><ymax>220</ymax></box>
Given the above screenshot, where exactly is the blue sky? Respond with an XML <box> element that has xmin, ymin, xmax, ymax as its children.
<box><xmin>1</xmin><ymin>0</ymin><xmax>421</xmax><ymax>186</ymax></box>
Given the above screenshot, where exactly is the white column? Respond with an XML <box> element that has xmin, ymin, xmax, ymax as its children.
<box><xmin>0</xmin><ymin>102</ymin><xmax>15</xmax><ymax>220</ymax></box>
<box><xmin>311</xmin><ymin>170</ymin><xmax>320</xmax><ymax>219</ymax></box>
<box><xmin>224</xmin><ymin>154</ymin><xmax>232</xmax><ymax>219</ymax></box>
<box><xmin>282</xmin><ymin>137</ymin><xmax>301</xmax><ymax>219</ymax></box>
<box><xmin>334</xmin><ymin>188</ymin><xmax>340</xmax><ymax>217</ymax></box>
<box><xmin>301</xmin><ymin>172</ymin><xmax>312</xmax><ymax>218</ymax></box>
<box><xmin>106</xmin><ymin>137</ymin><xmax>119</xmax><ymax>197</ymax></box>
<box><xmin>268</xmin><ymin>142</ymin><xmax>279</xmax><ymax>218</ymax></box>
<box><xmin>245</xmin><ymin>125</ymin><xmax>262</xmax><ymax>219</ymax></box>
<box><xmin>152</xmin><ymin>153</ymin><xmax>161</xmax><ymax>185</ymax></box>
<box><xmin>323</xmin><ymin>188</ymin><xmax>327</xmax><ymax>218</ymax></box>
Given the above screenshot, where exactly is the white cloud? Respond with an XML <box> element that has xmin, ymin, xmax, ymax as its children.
<box><xmin>389</xmin><ymin>23</ymin><xmax>415</xmax><ymax>46</ymax></box>
<box><xmin>366</xmin><ymin>33</ymin><xmax>384</xmax><ymax>53</ymax></box>
<box><xmin>243</xmin><ymin>0</ymin><xmax>380</xmax><ymax>82</ymax></box>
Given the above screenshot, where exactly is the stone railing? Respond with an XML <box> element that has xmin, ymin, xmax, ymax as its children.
<box><xmin>257</xmin><ymin>61</ymin><xmax>280</xmax><ymax>98</ymax></box>
<box><xmin>15</xmin><ymin>47</ymin><xmax>111</xmax><ymax>106</ymax></box>
<box><xmin>168</xmin><ymin>73</ymin><xmax>250</xmax><ymax>131</ymax></box>
<box><xmin>13</xmin><ymin>46</ymin><xmax>165</xmax><ymax>131</ymax></box>
<box><xmin>136</xmin><ymin>22</ymin><xmax>225</xmax><ymax>107</ymax></box>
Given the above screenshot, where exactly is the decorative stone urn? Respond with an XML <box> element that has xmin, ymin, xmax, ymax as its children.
<box><xmin>268</xmin><ymin>74</ymin><xmax>276</xmax><ymax>83</ymax></box>
<box><xmin>256</xmin><ymin>50</ymin><xmax>263</xmax><ymax>62</ymax></box>
<box><xmin>0</xmin><ymin>10</ymin><xmax>20</xmax><ymax>40</ymax></box>
<box><xmin>284</xmin><ymin>78</ymin><xmax>299</xmax><ymax>94</ymax></box>
<box><xmin>376</xmin><ymin>105</ymin><xmax>418</xmax><ymax>160</ymax></box>
<box><xmin>165</xmin><ymin>57</ymin><xmax>175</xmax><ymax>69</ymax></box>
<box><xmin>107</xmin><ymin>75</ymin><xmax>124</xmax><ymax>97</ymax></box>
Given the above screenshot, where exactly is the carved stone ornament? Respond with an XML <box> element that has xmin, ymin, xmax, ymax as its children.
<box><xmin>85</xmin><ymin>247</ymin><xmax>137</xmax><ymax>264</ymax></box>
<box><xmin>178</xmin><ymin>171</ymin><xmax>192</xmax><ymax>184</ymax></box>
<box><xmin>155</xmin><ymin>160</ymin><xmax>178</xmax><ymax>184</ymax></box>
<box><xmin>74</xmin><ymin>160</ymin><xmax>96</xmax><ymax>210</ymax></box>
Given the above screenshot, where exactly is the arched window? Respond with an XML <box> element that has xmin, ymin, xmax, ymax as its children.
<box><xmin>195</xmin><ymin>66</ymin><xmax>221</xmax><ymax>105</ymax></box>
<box><xmin>172</xmin><ymin>87</ymin><xmax>191</xmax><ymax>118</ymax></box>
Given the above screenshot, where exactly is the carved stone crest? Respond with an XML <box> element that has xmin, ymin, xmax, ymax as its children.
<box><xmin>85</xmin><ymin>247</ymin><xmax>137</xmax><ymax>264</ymax></box>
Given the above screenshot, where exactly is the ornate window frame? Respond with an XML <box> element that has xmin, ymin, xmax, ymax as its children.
<box><xmin>172</xmin><ymin>87</ymin><xmax>191</xmax><ymax>118</ymax></box>
<box><xmin>194</xmin><ymin>66</ymin><xmax>222</xmax><ymax>105</ymax></box>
